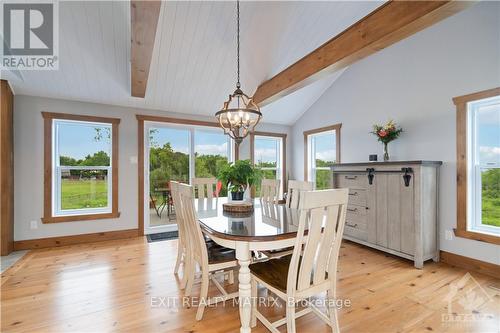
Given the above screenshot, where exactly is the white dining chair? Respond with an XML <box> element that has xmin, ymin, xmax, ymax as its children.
<box><xmin>191</xmin><ymin>177</ymin><xmax>218</xmax><ymax>199</ymax></box>
<box><xmin>250</xmin><ymin>188</ymin><xmax>349</xmax><ymax>333</ymax></box>
<box><xmin>286</xmin><ymin>180</ymin><xmax>313</xmax><ymax>208</ymax></box>
<box><xmin>170</xmin><ymin>181</ymin><xmax>187</xmax><ymax>286</ymax></box>
<box><xmin>260</xmin><ymin>179</ymin><xmax>280</xmax><ymax>203</ymax></box>
<box><xmin>171</xmin><ymin>181</ymin><xmax>232</xmax><ymax>290</ymax></box>
<box><xmin>177</xmin><ymin>182</ymin><xmax>238</xmax><ymax>321</ymax></box>
<box><xmin>260</xmin><ymin>180</ymin><xmax>314</xmax><ymax>260</ymax></box>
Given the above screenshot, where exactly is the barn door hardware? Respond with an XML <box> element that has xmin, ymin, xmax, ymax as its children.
<box><xmin>402</xmin><ymin>167</ymin><xmax>413</xmax><ymax>187</ymax></box>
<box><xmin>366</xmin><ymin>168</ymin><xmax>375</xmax><ymax>185</ymax></box>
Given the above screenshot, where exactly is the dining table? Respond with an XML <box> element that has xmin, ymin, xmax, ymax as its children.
<box><xmin>196</xmin><ymin>198</ymin><xmax>302</xmax><ymax>333</ymax></box>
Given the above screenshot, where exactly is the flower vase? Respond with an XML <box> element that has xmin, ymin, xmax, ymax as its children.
<box><xmin>383</xmin><ymin>143</ymin><xmax>390</xmax><ymax>161</ymax></box>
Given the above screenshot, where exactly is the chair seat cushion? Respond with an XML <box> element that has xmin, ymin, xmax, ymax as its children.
<box><xmin>206</xmin><ymin>242</ymin><xmax>236</xmax><ymax>264</ymax></box>
<box><xmin>249</xmin><ymin>254</ymin><xmax>293</xmax><ymax>292</ymax></box>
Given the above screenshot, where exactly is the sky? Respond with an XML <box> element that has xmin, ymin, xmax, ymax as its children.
<box><xmin>58</xmin><ymin>122</ymin><xmax>111</xmax><ymax>160</ymax></box>
<box><xmin>477</xmin><ymin>100</ymin><xmax>500</xmax><ymax>164</ymax></box>
<box><xmin>312</xmin><ymin>131</ymin><xmax>337</xmax><ymax>162</ymax></box>
<box><xmin>150</xmin><ymin>127</ymin><xmax>229</xmax><ymax>156</ymax></box>
<box><xmin>254</xmin><ymin>137</ymin><xmax>279</xmax><ymax>163</ymax></box>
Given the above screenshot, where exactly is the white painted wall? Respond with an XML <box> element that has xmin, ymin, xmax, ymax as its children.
<box><xmin>13</xmin><ymin>95</ymin><xmax>290</xmax><ymax>241</ymax></box>
<box><xmin>290</xmin><ymin>2</ymin><xmax>500</xmax><ymax>265</ymax></box>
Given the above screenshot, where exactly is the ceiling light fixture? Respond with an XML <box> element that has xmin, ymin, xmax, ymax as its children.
<box><xmin>215</xmin><ymin>0</ymin><xmax>262</xmax><ymax>145</ymax></box>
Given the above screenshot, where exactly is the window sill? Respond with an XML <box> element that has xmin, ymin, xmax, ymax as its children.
<box><xmin>42</xmin><ymin>212</ymin><xmax>121</xmax><ymax>224</ymax></box>
<box><xmin>453</xmin><ymin>228</ymin><xmax>500</xmax><ymax>245</ymax></box>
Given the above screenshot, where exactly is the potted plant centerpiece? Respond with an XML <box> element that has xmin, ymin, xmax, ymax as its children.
<box><xmin>371</xmin><ymin>120</ymin><xmax>403</xmax><ymax>161</ymax></box>
<box><xmin>217</xmin><ymin>160</ymin><xmax>261</xmax><ymax>201</ymax></box>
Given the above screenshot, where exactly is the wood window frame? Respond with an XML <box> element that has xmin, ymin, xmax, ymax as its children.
<box><xmin>303</xmin><ymin>123</ymin><xmax>342</xmax><ymax>181</ymax></box>
<box><xmin>453</xmin><ymin>87</ymin><xmax>500</xmax><ymax>245</ymax></box>
<box><xmin>250</xmin><ymin>131</ymin><xmax>287</xmax><ymax>198</ymax></box>
<box><xmin>42</xmin><ymin>112</ymin><xmax>121</xmax><ymax>223</ymax></box>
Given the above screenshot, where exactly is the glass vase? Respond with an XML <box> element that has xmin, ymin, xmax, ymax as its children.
<box><xmin>383</xmin><ymin>142</ymin><xmax>389</xmax><ymax>161</ymax></box>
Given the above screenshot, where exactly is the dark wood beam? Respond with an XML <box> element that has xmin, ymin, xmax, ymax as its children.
<box><xmin>253</xmin><ymin>1</ymin><xmax>476</xmax><ymax>106</ymax></box>
<box><xmin>130</xmin><ymin>1</ymin><xmax>161</xmax><ymax>98</ymax></box>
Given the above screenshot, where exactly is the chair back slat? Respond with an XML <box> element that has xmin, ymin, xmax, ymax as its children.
<box><xmin>287</xmin><ymin>189</ymin><xmax>349</xmax><ymax>293</ymax></box>
<box><xmin>286</xmin><ymin>180</ymin><xmax>313</xmax><ymax>208</ymax></box>
<box><xmin>260</xmin><ymin>179</ymin><xmax>280</xmax><ymax>203</ymax></box>
<box><xmin>170</xmin><ymin>182</ymin><xmax>187</xmax><ymax>250</ymax></box>
<box><xmin>192</xmin><ymin>178</ymin><xmax>218</xmax><ymax>199</ymax></box>
<box><xmin>178</xmin><ymin>182</ymin><xmax>208</xmax><ymax>264</ymax></box>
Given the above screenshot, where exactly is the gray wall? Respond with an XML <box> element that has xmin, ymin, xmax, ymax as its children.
<box><xmin>290</xmin><ymin>2</ymin><xmax>500</xmax><ymax>265</ymax></box>
<box><xmin>13</xmin><ymin>96</ymin><xmax>290</xmax><ymax>240</ymax></box>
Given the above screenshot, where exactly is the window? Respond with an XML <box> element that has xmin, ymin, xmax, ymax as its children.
<box><xmin>453</xmin><ymin>87</ymin><xmax>500</xmax><ymax>244</ymax></box>
<box><xmin>42</xmin><ymin>113</ymin><xmax>120</xmax><ymax>223</ymax></box>
<box><xmin>304</xmin><ymin>124</ymin><xmax>341</xmax><ymax>190</ymax></box>
<box><xmin>148</xmin><ymin>124</ymin><xmax>233</xmax><ymax>192</ymax></box>
<box><xmin>251</xmin><ymin>132</ymin><xmax>286</xmax><ymax>198</ymax></box>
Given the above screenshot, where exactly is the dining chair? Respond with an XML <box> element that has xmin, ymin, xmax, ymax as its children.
<box><xmin>250</xmin><ymin>188</ymin><xmax>349</xmax><ymax>333</ymax></box>
<box><xmin>192</xmin><ymin>177</ymin><xmax>218</xmax><ymax>199</ymax></box>
<box><xmin>170</xmin><ymin>181</ymin><xmax>188</xmax><ymax>287</ymax></box>
<box><xmin>286</xmin><ymin>180</ymin><xmax>313</xmax><ymax>208</ymax></box>
<box><xmin>177</xmin><ymin>182</ymin><xmax>238</xmax><ymax>320</ymax></box>
<box><xmin>260</xmin><ymin>180</ymin><xmax>314</xmax><ymax>260</ymax></box>
<box><xmin>260</xmin><ymin>179</ymin><xmax>280</xmax><ymax>203</ymax></box>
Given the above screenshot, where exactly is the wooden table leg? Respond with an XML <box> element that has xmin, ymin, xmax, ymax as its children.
<box><xmin>236</xmin><ymin>241</ymin><xmax>252</xmax><ymax>333</ymax></box>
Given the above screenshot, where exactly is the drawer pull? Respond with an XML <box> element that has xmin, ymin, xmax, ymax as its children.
<box><xmin>347</xmin><ymin>208</ymin><xmax>358</xmax><ymax>212</ymax></box>
<box><xmin>345</xmin><ymin>176</ymin><xmax>358</xmax><ymax>180</ymax></box>
<box><xmin>346</xmin><ymin>223</ymin><xmax>358</xmax><ymax>228</ymax></box>
<box><xmin>349</xmin><ymin>192</ymin><xmax>358</xmax><ymax>196</ymax></box>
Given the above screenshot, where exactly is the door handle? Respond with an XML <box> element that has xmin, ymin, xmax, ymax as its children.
<box><xmin>347</xmin><ymin>208</ymin><xmax>358</xmax><ymax>212</ymax></box>
<box><xmin>345</xmin><ymin>176</ymin><xmax>358</xmax><ymax>180</ymax></box>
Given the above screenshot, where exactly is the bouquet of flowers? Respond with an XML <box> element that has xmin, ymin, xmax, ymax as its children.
<box><xmin>371</xmin><ymin>120</ymin><xmax>403</xmax><ymax>144</ymax></box>
<box><xmin>371</xmin><ymin>120</ymin><xmax>403</xmax><ymax>161</ymax></box>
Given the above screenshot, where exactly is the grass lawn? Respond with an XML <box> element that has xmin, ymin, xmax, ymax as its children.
<box><xmin>61</xmin><ymin>179</ymin><xmax>108</xmax><ymax>210</ymax></box>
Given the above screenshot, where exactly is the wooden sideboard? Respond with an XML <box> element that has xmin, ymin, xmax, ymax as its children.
<box><xmin>331</xmin><ymin>161</ymin><xmax>442</xmax><ymax>268</ymax></box>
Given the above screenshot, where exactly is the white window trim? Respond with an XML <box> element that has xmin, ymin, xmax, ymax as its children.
<box><xmin>254</xmin><ymin>135</ymin><xmax>284</xmax><ymax>197</ymax></box>
<box><xmin>467</xmin><ymin>97</ymin><xmax>500</xmax><ymax>236</ymax></box>
<box><xmin>52</xmin><ymin>119</ymin><xmax>113</xmax><ymax>217</ymax></box>
<box><xmin>307</xmin><ymin>130</ymin><xmax>336</xmax><ymax>189</ymax></box>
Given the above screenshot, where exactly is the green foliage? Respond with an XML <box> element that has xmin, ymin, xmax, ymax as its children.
<box><xmin>60</xmin><ymin>151</ymin><xmax>110</xmax><ymax>167</ymax></box>
<box><xmin>149</xmin><ymin>143</ymin><xmax>190</xmax><ymax>188</ymax></box>
<box><xmin>315</xmin><ymin>169</ymin><xmax>332</xmax><ymax>190</ymax></box>
<box><xmin>482</xmin><ymin>168</ymin><xmax>500</xmax><ymax>227</ymax></box>
<box><xmin>217</xmin><ymin>160</ymin><xmax>262</xmax><ymax>193</ymax></box>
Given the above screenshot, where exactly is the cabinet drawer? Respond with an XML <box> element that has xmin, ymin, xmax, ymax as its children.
<box><xmin>344</xmin><ymin>225</ymin><xmax>367</xmax><ymax>241</ymax></box>
<box><xmin>348</xmin><ymin>189</ymin><xmax>366</xmax><ymax>206</ymax></box>
<box><xmin>345</xmin><ymin>218</ymin><xmax>367</xmax><ymax>231</ymax></box>
<box><xmin>346</xmin><ymin>204</ymin><xmax>367</xmax><ymax>217</ymax></box>
<box><xmin>336</xmin><ymin>174</ymin><xmax>367</xmax><ymax>189</ymax></box>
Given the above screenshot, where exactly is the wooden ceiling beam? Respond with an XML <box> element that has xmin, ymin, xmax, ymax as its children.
<box><xmin>253</xmin><ymin>1</ymin><xmax>476</xmax><ymax>106</ymax></box>
<box><xmin>130</xmin><ymin>1</ymin><xmax>161</xmax><ymax>98</ymax></box>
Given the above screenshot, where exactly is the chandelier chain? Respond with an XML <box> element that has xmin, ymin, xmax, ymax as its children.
<box><xmin>236</xmin><ymin>0</ymin><xmax>240</xmax><ymax>89</ymax></box>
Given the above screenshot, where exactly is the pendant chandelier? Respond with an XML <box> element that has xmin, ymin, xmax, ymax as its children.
<box><xmin>215</xmin><ymin>0</ymin><xmax>262</xmax><ymax>145</ymax></box>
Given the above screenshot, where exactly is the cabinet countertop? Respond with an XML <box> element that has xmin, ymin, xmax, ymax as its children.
<box><xmin>332</xmin><ymin>160</ymin><xmax>443</xmax><ymax>167</ymax></box>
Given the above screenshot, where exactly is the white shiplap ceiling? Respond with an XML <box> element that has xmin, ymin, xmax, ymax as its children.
<box><xmin>1</xmin><ymin>1</ymin><xmax>383</xmax><ymax>125</ymax></box>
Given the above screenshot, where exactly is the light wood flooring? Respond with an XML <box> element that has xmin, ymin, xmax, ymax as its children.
<box><xmin>1</xmin><ymin>238</ymin><xmax>499</xmax><ymax>333</ymax></box>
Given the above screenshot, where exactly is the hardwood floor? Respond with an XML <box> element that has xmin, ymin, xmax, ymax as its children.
<box><xmin>1</xmin><ymin>238</ymin><xmax>499</xmax><ymax>333</ymax></box>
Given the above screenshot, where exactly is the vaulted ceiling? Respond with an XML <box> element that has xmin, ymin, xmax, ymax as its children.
<box><xmin>1</xmin><ymin>1</ymin><xmax>384</xmax><ymax>125</ymax></box>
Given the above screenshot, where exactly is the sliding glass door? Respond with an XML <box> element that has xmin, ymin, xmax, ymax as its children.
<box><xmin>144</xmin><ymin>122</ymin><xmax>233</xmax><ymax>234</ymax></box>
